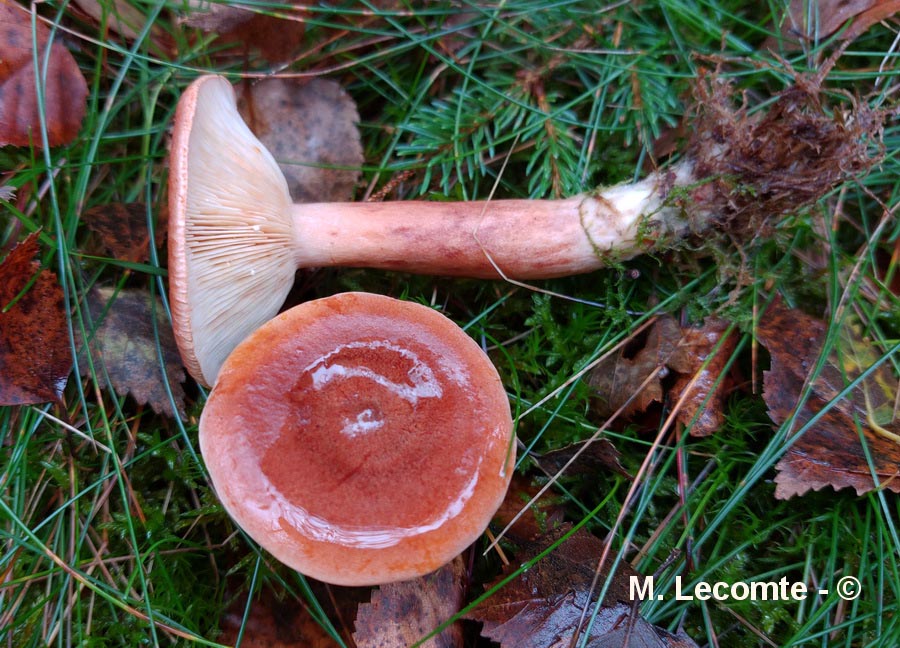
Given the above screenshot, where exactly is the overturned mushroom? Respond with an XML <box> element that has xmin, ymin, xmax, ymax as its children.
<box><xmin>199</xmin><ymin>292</ymin><xmax>514</xmax><ymax>586</ymax></box>
<box><xmin>168</xmin><ymin>75</ymin><xmax>700</xmax><ymax>385</ymax></box>
<box><xmin>170</xmin><ymin>73</ymin><xmax>881</xmax><ymax>387</ymax></box>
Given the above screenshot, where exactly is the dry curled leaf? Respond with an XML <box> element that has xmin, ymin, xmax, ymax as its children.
<box><xmin>0</xmin><ymin>0</ymin><xmax>88</xmax><ymax>147</ymax></box>
<box><xmin>0</xmin><ymin>232</ymin><xmax>71</xmax><ymax>405</ymax></box>
<box><xmin>588</xmin><ymin>316</ymin><xmax>735</xmax><ymax>436</ymax></box>
<box><xmin>237</xmin><ymin>77</ymin><xmax>362</xmax><ymax>203</ymax></box>
<box><xmin>81</xmin><ymin>287</ymin><xmax>186</xmax><ymax>418</ymax></box>
<box><xmin>354</xmin><ymin>556</ymin><xmax>466</xmax><ymax>648</ymax></box>
<box><xmin>757</xmin><ymin>298</ymin><xmax>900</xmax><ymax>498</ymax></box>
<box><xmin>466</xmin><ymin>527</ymin><xmax>697</xmax><ymax>648</ymax></box>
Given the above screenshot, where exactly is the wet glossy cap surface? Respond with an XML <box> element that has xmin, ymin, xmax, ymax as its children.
<box><xmin>199</xmin><ymin>292</ymin><xmax>514</xmax><ymax>585</ymax></box>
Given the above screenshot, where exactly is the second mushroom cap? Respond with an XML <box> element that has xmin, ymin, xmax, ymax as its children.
<box><xmin>198</xmin><ymin>292</ymin><xmax>515</xmax><ymax>586</ymax></box>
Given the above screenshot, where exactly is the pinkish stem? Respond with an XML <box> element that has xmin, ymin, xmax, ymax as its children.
<box><xmin>292</xmin><ymin>164</ymin><xmax>697</xmax><ymax>279</ymax></box>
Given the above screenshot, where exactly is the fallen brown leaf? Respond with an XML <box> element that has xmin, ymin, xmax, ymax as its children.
<box><xmin>668</xmin><ymin>318</ymin><xmax>736</xmax><ymax>436</ymax></box>
<box><xmin>839</xmin><ymin>1</ymin><xmax>900</xmax><ymax>41</ymax></box>
<box><xmin>70</xmin><ymin>0</ymin><xmax>172</xmax><ymax>51</ymax></box>
<box><xmin>353</xmin><ymin>556</ymin><xmax>466</xmax><ymax>648</ymax></box>
<box><xmin>588</xmin><ymin>316</ymin><xmax>735</xmax><ymax>436</ymax></box>
<box><xmin>81</xmin><ymin>287</ymin><xmax>186</xmax><ymax>418</ymax></box>
<box><xmin>82</xmin><ymin>202</ymin><xmax>164</xmax><ymax>264</ymax></box>
<box><xmin>536</xmin><ymin>438</ymin><xmax>630</xmax><ymax>479</ymax></box>
<box><xmin>72</xmin><ymin>0</ymin><xmax>146</xmax><ymax>40</ymax></box>
<box><xmin>0</xmin><ymin>0</ymin><xmax>88</xmax><ymax>147</ymax></box>
<box><xmin>236</xmin><ymin>77</ymin><xmax>363</xmax><ymax>203</ymax></box>
<box><xmin>589</xmin><ymin>318</ymin><xmax>678</xmax><ymax>419</ymax></box>
<box><xmin>181</xmin><ymin>1</ymin><xmax>306</xmax><ymax>64</ymax></box>
<box><xmin>466</xmin><ymin>527</ymin><xmax>697</xmax><ymax>648</ymax></box>
<box><xmin>0</xmin><ymin>232</ymin><xmax>71</xmax><ymax>405</ymax></box>
<box><xmin>756</xmin><ymin>298</ymin><xmax>900</xmax><ymax>498</ymax></box>
<box><xmin>492</xmin><ymin>474</ymin><xmax>567</xmax><ymax>543</ymax></box>
<box><xmin>219</xmin><ymin>588</ymin><xmax>340</xmax><ymax>648</ymax></box>
<box><xmin>775</xmin><ymin>0</ymin><xmax>900</xmax><ymax>47</ymax></box>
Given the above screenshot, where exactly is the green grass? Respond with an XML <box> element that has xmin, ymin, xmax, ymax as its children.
<box><xmin>2</xmin><ymin>0</ymin><xmax>899</xmax><ymax>646</ymax></box>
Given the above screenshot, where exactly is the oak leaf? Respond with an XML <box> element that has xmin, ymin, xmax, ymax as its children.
<box><xmin>0</xmin><ymin>232</ymin><xmax>71</xmax><ymax>405</ymax></box>
<box><xmin>0</xmin><ymin>0</ymin><xmax>88</xmax><ymax>147</ymax></box>
<box><xmin>756</xmin><ymin>298</ymin><xmax>900</xmax><ymax>498</ymax></box>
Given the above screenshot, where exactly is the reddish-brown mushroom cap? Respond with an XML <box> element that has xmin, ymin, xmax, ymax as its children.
<box><xmin>199</xmin><ymin>292</ymin><xmax>515</xmax><ymax>586</ymax></box>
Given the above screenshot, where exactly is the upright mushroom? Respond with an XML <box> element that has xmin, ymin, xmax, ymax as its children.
<box><xmin>169</xmin><ymin>75</ymin><xmax>702</xmax><ymax>386</ymax></box>
<box><xmin>199</xmin><ymin>292</ymin><xmax>514</xmax><ymax>586</ymax></box>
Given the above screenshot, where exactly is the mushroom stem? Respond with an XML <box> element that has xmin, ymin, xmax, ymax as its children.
<box><xmin>291</xmin><ymin>165</ymin><xmax>696</xmax><ymax>278</ymax></box>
